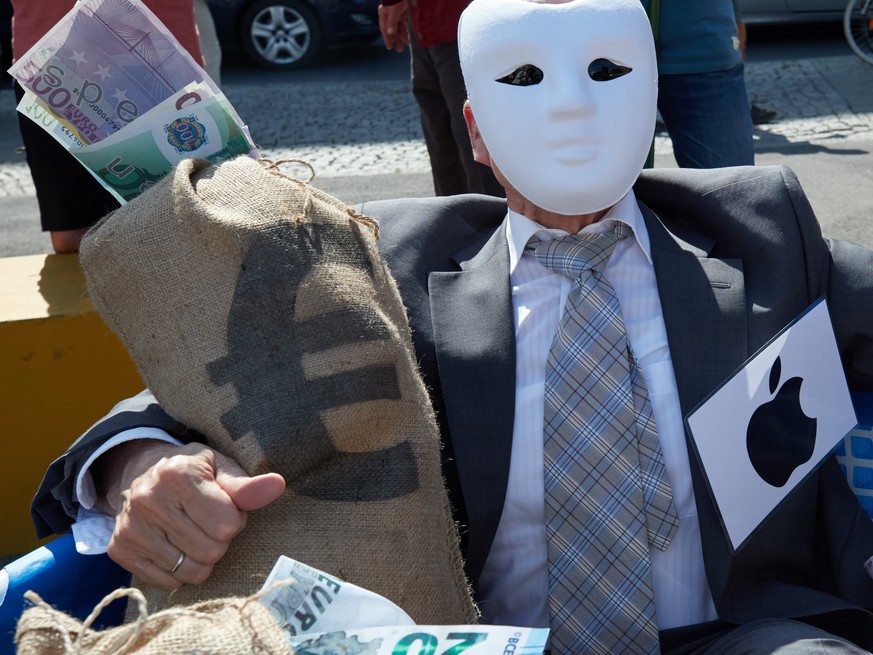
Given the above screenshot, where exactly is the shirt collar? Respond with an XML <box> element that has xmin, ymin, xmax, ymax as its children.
<box><xmin>506</xmin><ymin>189</ymin><xmax>652</xmax><ymax>275</ymax></box>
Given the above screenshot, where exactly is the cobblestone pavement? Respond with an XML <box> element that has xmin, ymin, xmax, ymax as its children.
<box><xmin>2</xmin><ymin>55</ymin><xmax>873</xmax><ymax>196</ymax></box>
<box><xmin>746</xmin><ymin>57</ymin><xmax>873</xmax><ymax>139</ymax></box>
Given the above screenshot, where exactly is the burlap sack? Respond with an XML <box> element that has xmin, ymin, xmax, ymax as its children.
<box><xmin>15</xmin><ymin>589</ymin><xmax>293</xmax><ymax>655</ymax></box>
<box><xmin>78</xmin><ymin>156</ymin><xmax>477</xmax><ymax>623</ymax></box>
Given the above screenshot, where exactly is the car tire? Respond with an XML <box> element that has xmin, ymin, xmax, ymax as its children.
<box><xmin>240</xmin><ymin>0</ymin><xmax>323</xmax><ymax>70</ymax></box>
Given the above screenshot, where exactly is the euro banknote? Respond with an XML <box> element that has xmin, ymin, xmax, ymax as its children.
<box><xmin>259</xmin><ymin>556</ymin><xmax>549</xmax><ymax>655</ymax></box>
<box><xmin>68</xmin><ymin>84</ymin><xmax>255</xmax><ymax>202</ymax></box>
<box><xmin>17</xmin><ymin>82</ymin><xmax>255</xmax><ymax>203</ymax></box>
<box><xmin>288</xmin><ymin>626</ymin><xmax>549</xmax><ymax>655</ymax></box>
<box><xmin>16</xmin><ymin>90</ymin><xmax>87</xmax><ymax>151</ymax></box>
<box><xmin>8</xmin><ymin>0</ymin><xmax>223</xmax><ymax>145</ymax></box>
<box><xmin>258</xmin><ymin>555</ymin><xmax>416</xmax><ymax>637</ymax></box>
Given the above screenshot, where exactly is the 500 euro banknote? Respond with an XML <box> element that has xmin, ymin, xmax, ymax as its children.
<box><xmin>8</xmin><ymin>0</ymin><xmax>233</xmax><ymax>145</ymax></box>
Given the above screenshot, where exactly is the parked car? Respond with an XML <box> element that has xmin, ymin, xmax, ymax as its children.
<box><xmin>737</xmin><ymin>0</ymin><xmax>844</xmax><ymax>24</ymax></box>
<box><xmin>207</xmin><ymin>0</ymin><xmax>382</xmax><ymax>70</ymax></box>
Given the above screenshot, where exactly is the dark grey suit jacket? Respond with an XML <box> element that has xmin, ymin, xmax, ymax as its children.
<box><xmin>31</xmin><ymin>165</ymin><xmax>873</xmax><ymax>645</ymax></box>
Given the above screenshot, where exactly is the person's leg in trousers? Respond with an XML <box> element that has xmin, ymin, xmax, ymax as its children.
<box><xmin>424</xmin><ymin>41</ymin><xmax>503</xmax><ymax>196</ymax></box>
<box><xmin>672</xmin><ymin>618</ymin><xmax>871</xmax><ymax>655</ymax></box>
<box><xmin>14</xmin><ymin>83</ymin><xmax>119</xmax><ymax>253</ymax></box>
<box><xmin>411</xmin><ymin>38</ymin><xmax>467</xmax><ymax>196</ymax></box>
<box><xmin>657</xmin><ymin>63</ymin><xmax>755</xmax><ymax>169</ymax></box>
<box><xmin>411</xmin><ymin>39</ymin><xmax>503</xmax><ymax>196</ymax></box>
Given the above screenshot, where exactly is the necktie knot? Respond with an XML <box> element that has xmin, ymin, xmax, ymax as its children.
<box><xmin>527</xmin><ymin>222</ymin><xmax>629</xmax><ymax>280</ymax></box>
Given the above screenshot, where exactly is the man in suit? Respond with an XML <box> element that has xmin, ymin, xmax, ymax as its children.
<box><xmin>30</xmin><ymin>0</ymin><xmax>873</xmax><ymax>652</ymax></box>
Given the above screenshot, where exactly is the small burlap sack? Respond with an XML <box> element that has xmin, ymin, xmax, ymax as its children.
<box><xmin>78</xmin><ymin>156</ymin><xmax>477</xmax><ymax>624</ymax></box>
<box><xmin>15</xmin><ymin>588</ymin><xmax>293</xmax><ymax>655</ymax></box>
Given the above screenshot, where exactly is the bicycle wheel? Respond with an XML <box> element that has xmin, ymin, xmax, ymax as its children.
<box><xmin>845</xmin><ymin>0</ymin><xmax>873</xmax><ymax>65</ymax></box>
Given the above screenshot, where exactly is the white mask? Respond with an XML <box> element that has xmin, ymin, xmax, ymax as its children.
<box><xmin>459</xmin><ymin>0</ymin><xmax>657</xmax><ymax>215</ymax></box>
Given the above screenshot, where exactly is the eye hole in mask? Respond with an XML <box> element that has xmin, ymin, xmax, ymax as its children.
<box><xmin>588</xmin><ymin>59</ymin><xmax>632</xmax><ymax>82</ymax></box>
<box><xmin>496</xmin><ymin>64</ymin><xmax>544</xmax><ymax>86</ymax></box>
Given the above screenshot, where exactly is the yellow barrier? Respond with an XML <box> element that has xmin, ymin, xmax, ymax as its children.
<box><xmin>0</xmin><ymin>254</ymin><xmax>143</xmax><ymax>557</ymax></box>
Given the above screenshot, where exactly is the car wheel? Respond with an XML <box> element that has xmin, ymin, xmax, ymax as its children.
<box><xmin>240</xmin><ymin>0</ymin><xmax>323</xmax><ymax>70</ymax></box>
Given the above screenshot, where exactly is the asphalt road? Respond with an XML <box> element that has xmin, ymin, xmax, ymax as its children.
<box><xmin>3</xmin><ymin>22</ymin><xmax>873</xmax><ymax>256</ymax></box>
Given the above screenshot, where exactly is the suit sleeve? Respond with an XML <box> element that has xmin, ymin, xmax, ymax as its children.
<box><xmin>780</xmin><ymin>167</ymin><xmax>873</xmax><ymax>613</ymax></box>
<box><xmin>780</xmin><ymin>166</ymin><xmax>873</xmax><ymax>390</ymax></box>
<box><xmin>823</xmin><ymin>235</ymin><xmax>873</xmax><ymax>391</ymax></box>
<box><xmin>30</xmin><ymin>390</ymin><xmax>203</xmax><ymax>538</ymax></box>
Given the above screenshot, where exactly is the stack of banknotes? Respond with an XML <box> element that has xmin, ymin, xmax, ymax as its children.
<box><xmin>8</xmin><ymin>0</ymin><xmax>257</xmax><ymax>204</ymax></box>
<box><xmin>260</xmin><ymin>556</ymin><xmax>550</xmax><ymax>655</ymax></box>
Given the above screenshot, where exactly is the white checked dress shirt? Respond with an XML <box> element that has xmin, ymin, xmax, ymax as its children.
<box><xmin>476</xmin><ymin>191</ymin><xmax>718</xmax><ymax>631</ymax></box>
<box><xmin>74</xmin><ymin>190</ymin><xmax>719</xmax><ymax>631</ymax></box>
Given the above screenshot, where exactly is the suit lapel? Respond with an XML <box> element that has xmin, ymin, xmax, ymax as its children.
<box><xmin>642</xmin><ymin>201</ymin><xmax>748</xmax><ymax>601</ymax></box>
<box><xmin>428</xmin><ymin>221</ymin><xmax>516</xmax><ymax>585</ymax></box>
<box><xmin>643</xmin><ymin>203</ymin><xmax>747</xmax><ymax>413</ymax></box>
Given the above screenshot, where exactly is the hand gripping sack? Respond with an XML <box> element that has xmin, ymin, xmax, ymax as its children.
<box><xmin>78</xmin><ymin>156</ymin><xmax>477</xmax><ymax>624</ymax></box>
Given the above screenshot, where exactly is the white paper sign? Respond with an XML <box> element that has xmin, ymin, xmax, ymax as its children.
<box><xmin>686</xmin><ymin>298</ymin><xmax>857</xmax><ymax>552</ymax></box>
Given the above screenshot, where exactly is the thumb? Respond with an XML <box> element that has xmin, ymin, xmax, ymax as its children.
<box><xmin>214</xmin><ymin>453</ymin><xmax>286</xmax><ymax>511</ymax></box>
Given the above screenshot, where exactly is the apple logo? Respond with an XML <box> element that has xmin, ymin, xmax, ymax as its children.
<box><xmin>746</xmin><ymin>355</ymin><xmax>818</xmax><ymax>487</ymax></box>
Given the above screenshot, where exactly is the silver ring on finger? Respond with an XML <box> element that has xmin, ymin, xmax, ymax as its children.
<box><xmin>170</xmin><ymin>551</ymin><xmax>185</xmax><ymax>574</ymax></box>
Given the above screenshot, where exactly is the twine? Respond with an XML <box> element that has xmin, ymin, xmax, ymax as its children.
<box><xmin>259</xmin><ymin>158</ymin><xmax>315</xmax><ymax>223</ymax></box>
<box><xmin>21</xmin><ymin>580</ymin><xmax>298</xmax><ymax>655</ymax></box>
<box><xmin>23</xmin><ymin>588</ymin><xmax>150</xmax><ymax>655</ymax></box>
<box><xmin>258</xmin><ymin>157</ymin><xmax>380</xmax><ymax>239</ymax></box>
<box><xmin>346</xmin><ymin>207</ymin><xmax>380</xmax><ymax>240</ymax></box>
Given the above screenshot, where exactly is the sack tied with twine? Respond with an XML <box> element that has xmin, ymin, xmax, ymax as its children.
<box><xmin>15</xmin><ymin>588</ymin><xmax>292</xmax><ymax>655</ymax></box>
<box><xmin>77</xmin><ymin>156</ymin><xmax>477</xmax><ymax>623</ymax></box>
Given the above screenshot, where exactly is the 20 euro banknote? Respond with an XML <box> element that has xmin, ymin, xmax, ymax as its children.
<box><xmin>259</xmin><ymin>556</ymin><xmax>548</xmax><ymax>655</ymax></box>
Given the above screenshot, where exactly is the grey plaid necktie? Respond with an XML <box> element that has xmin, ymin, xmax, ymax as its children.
<box><xmin>527</xmin><ymin>223</ymin><xmax>679</xmax><ymax>655</ymax></box>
